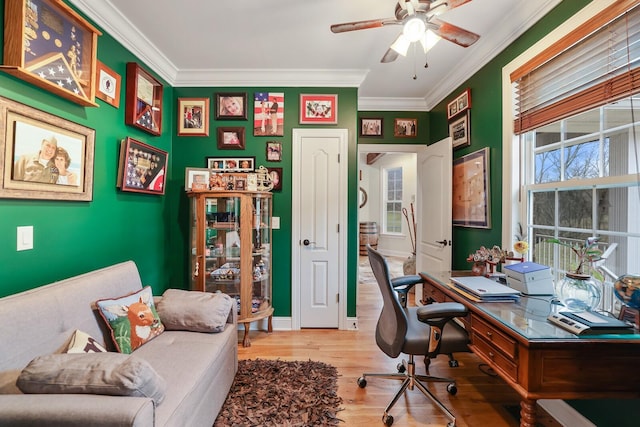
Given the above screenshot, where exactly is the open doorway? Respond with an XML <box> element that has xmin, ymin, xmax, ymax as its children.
<box><xmin>357</xmin><ymin>144</ymin><xmax>426</xmax><ymax>278</ymax></box>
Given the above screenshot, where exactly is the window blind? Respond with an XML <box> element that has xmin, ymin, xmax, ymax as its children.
<box><xmin>512</xmin><ymin>1</ymin><xmax>640</xmax><ymax>134</ymax></box>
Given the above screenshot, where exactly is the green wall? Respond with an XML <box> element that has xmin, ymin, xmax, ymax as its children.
<box><xmin>0</xmin><ymin>0</ymin><xmax>174</xmax><ymax>298</ymax></box>
<box><xmin>169</xmin><ymin>87</ymin><xmax>360</xmax><ymax>317</ymax></box>
<box><xmin>428</xmin><ymin>0</ymin><xmax>595</xmax><ymax>271</ymax></box>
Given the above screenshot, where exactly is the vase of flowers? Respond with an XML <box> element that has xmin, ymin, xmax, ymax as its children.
<box><xmin>548</xmin><ymin>237</ymin><xmax>603</xmax><ymax>311</ymax></box>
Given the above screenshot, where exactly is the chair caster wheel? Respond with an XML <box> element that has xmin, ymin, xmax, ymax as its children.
<box><xmin>447</xmin><ymin>422</ymin><xmax>456</xmax><ymax>427</ymax></box>
<box><xmin>396</xmin><ymin>362</ymin><xmax>406</xmax><ymax>373</ymax></box>
<box><xmin>357</xmin><ymin>377</ymin><xmax>367</xmax><ymax>388</ymax></box>
<box><xmin>447</xmin><ymin>383</ymin><xmax>457</xmax><ymax>395</ymax></box>
<box><xmin>382</xmin><ymin>413</ymin><xmax>394</xmax><ymax>426</ymax></box>
<box><xmin>449</xmin><ymin>360</ymin><xmax>459</xmax><ymax>367</ymax></box>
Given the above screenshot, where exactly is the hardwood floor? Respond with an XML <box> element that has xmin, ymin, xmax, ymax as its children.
<box><xmin>237</xmin><ymin>256</ymin><xmax>556</xmax><ymax>426</ymax></box>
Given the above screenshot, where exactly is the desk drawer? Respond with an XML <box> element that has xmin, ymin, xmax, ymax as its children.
<box><xmin>471</xmin><ymin>316</ymin><xmax>518</xmax><ymax>359</ymax></box>
<box><xmin>423</xmin><ymin>282</ymin><xmax>451</xmax><ymax>303</ymax></box>
<box><xmin>472</xmin><ymin>335</ymin><xmax>518</xmax><ymax>383</ymax></box>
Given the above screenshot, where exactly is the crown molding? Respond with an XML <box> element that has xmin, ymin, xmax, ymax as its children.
<box><xmin>172</xmin><ymin>69</ymin><xmax>367</xmax><ymax>88</ymax></box>
<box><xmin>358</xmin><ymin>97</ymin><xmax>430</xmax><ymax>112</ymax></box>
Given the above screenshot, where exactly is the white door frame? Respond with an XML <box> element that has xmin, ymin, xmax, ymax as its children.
<box><xmin>291</xmin><ymin>128</ymin><xmax>349</xmax><ymax>330</ymax></box>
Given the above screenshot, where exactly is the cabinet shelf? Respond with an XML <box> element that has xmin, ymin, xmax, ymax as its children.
<box><xmin>189</xmin><ymin>191</ymin><xmax>273</xmax><ymax>347</ymax></box>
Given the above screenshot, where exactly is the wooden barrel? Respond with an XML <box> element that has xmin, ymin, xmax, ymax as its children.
<box><xmin>359</xmin><ymin>222</ymin><xmax>379</xmax><ymax>255</ymax></box>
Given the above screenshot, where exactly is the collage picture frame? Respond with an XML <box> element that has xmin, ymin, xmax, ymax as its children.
<box><xmin>206</xmin><ymin>156</ymin><xmax>255</xmax><ymax>172</ymax></box>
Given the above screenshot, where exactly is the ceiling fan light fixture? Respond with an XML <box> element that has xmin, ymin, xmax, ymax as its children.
<box><xmin>420</xmin><ymin>29</ymin><xmax>440</xmax><ymax>53</ymax></box>
<box><xmin>390</xmin><ymin>34</ymin><xmax>411</xmax><ymax>56</ymax></box>
<box><xmin>403</xmin><ymin>17</ymin><xmax>426</xmax><ymax>42</ymax></box>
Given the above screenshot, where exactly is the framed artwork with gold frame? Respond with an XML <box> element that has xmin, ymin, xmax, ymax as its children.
<box><xmin>125</xmin><ymin>62</ymin><xmax>163</xmax><ymax>136</ymax></box>
<box><xmin>0</xmin><ymin>96</ymin><xmax>95</xmax><ymax>201</ymax></box>
<box><xmin>0</xmin><ymin>0</ymin><xmax>102</xmax><ymax>107</ymax></box>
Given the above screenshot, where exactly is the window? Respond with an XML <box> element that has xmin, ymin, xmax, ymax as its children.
<box><xmin>505</xmin><ymin>1</ymin><xmax>640</xmax><ymax>314</ymax></box>
<box><xmin>383</xmin><ymin>167</ymin><xmax>403</xmax><ymax>233</ymax></box>
<box><xmin>523</xmin><ymin>99</ymin><xmax>640</xmax><ymax>288</ymax></box>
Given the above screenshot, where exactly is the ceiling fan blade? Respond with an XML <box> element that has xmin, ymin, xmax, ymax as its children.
<box><xmin>330</xmin><ymin>18</ymin><xmax>397</xmax><ymax>33</ymax></box>
<box><xmin>429</xmin><ymin>18</ymin><xmax>479</xmax><ymax>47</ymax></box>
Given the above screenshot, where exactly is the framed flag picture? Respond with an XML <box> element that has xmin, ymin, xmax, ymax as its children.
<box><xmin>254</xmin><ymin>92</ymin><xmax>284</xmax><ymax>136</ymax></box>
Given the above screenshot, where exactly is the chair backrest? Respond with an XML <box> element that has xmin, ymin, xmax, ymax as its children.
<box><xmin>367</xmin><ymin>245</ymin><xmax>408</xmax><ymax>358</ymax></box>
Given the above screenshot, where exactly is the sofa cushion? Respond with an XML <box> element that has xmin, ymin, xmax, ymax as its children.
<box><xmin>16</xmin><ymin>353</ymin><xmax>166</xmax><ymax>405</ymax></box>
<box><xmin>96</xmin><ymin>286</ymin><xmax>164</xmax><ymax>354</ymax></box>
<box><xmin>66</xmin><ymin>330</ymin><xmax>107</xmax><ymax>353</ymax></box>
<box><xmin>156</xmin><ymin>289</ymin><xmax>233</xmax><ymax>333</ymax></box>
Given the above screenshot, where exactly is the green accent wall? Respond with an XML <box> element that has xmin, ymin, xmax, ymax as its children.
<box><xmin>169</xmin><ymin>87</ymin><xmax>360</xmax><ymax>317</ymax></box>
<box><xmin>0</xmin><ymin>0</ymin><xmax>174</xmax><ymax>298</ymax></box>
<box><xmin>428</xmin><ymin>0</ymin><xmax>595</xmax><ymax>271</ymax></box>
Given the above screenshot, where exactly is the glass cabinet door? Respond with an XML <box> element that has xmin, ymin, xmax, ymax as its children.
<box><xmin>250</xmin><ymin>194</ymin><xmax>272</xmax><ymax>318</ymax></box>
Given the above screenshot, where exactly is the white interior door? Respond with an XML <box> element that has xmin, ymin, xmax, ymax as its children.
<box><xmin>292</xmin><ymin>129</ymin><xmax>348</xmax><ymax>329</ymax></box>
<box><xmin>415</xmin><ymin>137</ymin><xmax>453</xmax><ymax>304</ymax></box>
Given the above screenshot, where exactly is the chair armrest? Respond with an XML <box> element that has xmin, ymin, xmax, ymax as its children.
<box><xmin>390</xmin><ymin>275</ymin><xmax>424</xmax><ymax>291</ymax></box>
<box><xmin>416</xmin><ymin>302</ymin><xmax>467</xmax><ymax>325</ymax></box>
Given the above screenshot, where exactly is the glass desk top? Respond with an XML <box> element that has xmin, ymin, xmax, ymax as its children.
<box><xmin>421</xmin><ymin>270</ymin><xmax>640</xmax><ymax>341</ymax></box>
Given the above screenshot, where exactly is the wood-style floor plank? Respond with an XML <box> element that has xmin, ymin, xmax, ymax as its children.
<box><xmin>238</xmin><ymin>257</ymin><xmax>559</xmax><ymax>427</ymax></box>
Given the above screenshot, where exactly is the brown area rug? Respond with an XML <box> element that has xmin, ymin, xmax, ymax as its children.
<box><xmin>214</xmin><ymin>359</ymin><xmax>343</xmax><ymax>426</ymax></box>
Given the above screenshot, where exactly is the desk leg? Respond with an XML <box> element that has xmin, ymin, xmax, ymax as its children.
<box><xmin>520</xmin><ymin>399</ymin><xmax>537</xmax><ymax>427</ymax></box>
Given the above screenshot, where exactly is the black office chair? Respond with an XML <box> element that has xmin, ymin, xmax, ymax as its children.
<box><xmin>359</xmin><ymin>246</ymin><xmax>470</xmax><ymax>427</ymax></box>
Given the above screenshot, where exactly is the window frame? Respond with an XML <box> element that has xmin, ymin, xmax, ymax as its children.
<box><xmin>382</xmin><ymin>166</ymin><xmax>403</xmax><ymax>235</ymax></box>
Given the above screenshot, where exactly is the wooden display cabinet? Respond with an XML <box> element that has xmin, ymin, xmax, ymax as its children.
<box><xmin>188</xmin><ymin>191</ymin><xmax>273</xmax><ymax>347</ymax></box>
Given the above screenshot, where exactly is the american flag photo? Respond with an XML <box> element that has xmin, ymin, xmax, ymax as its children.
<box><xmin>254</xmin><ymin>92</ymin><xmax>284</xmax><ymax>136</ymax></box>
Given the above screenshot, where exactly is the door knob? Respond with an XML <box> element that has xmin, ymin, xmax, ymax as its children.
<box><xmin>436</xmin><ymin>240</ymin><xmax>448</xmax><ymax>246</ymax></box>
<box><xmin>303</xmin><ymin>239</ymin><xmax>315</xmax><ymax>246</ymax></box>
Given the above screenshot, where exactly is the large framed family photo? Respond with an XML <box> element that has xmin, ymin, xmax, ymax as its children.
<box><xmin>0</xmin><ymin>96</ymin><xmax>95</xmax><ymax>201</ymax></box>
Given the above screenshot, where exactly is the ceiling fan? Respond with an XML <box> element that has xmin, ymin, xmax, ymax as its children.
<box><xmin>330</xmin><ymin>0</ymin><xmax>480</xmax><ymax>63</ymax></box>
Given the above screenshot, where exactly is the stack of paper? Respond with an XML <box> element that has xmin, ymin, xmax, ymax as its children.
<box><xmin>449</xmin><ymin>276</ymin><xmax>521</xmax><ymax>302</ymax></box>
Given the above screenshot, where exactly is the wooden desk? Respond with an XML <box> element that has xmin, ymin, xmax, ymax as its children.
<box><xmin>420</xmin><ymin>271</ymin><xmax>640</xmax><ymax>427</ymax></box>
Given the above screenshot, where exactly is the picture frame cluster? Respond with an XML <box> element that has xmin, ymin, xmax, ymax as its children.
<box><xmin>447</xmin><ymin>89</ymin><xmax>471</xmax><ymax>149</ymax></box>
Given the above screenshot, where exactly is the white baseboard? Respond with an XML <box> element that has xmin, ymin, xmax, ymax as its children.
<box><xmin>538</xmin><ymin>399</ymin><xmax>595</xmax><ymax>427</ymax></box>
<box><xmin>239</xmin><ymin>316</ymin><xmax>358</xmax><ymax>331</ymax></box>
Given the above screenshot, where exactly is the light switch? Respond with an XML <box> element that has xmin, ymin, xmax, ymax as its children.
<box><xmin>272</xmin><ymin>217</ymin><xmax>280</xmax><ymax>229</ymax></box>
<box><xmin>17</xmin><ymin>226</ymin><xmax>33</xmax><ymax>251</ymax></box>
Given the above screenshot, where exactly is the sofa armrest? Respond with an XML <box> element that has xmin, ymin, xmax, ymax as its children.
<box><xmin>227</xmin><ymin>301</ymin><xmax>238</xmax><ymax>325</ymax></box>
<box><xmin>0</xmin><ymin>394</ymin><xmax>154</xmax><ymax>427</ymax></box>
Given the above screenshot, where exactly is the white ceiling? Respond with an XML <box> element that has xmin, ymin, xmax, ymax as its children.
<box><xmin>69</xmin><ymin>0</ymin><xmax>562</xmax><ymax>111</ymax></box>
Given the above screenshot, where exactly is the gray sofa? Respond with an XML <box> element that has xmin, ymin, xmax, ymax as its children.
<box><xmin>0</xmin><ymin>261</ymin><xmax>238</xmax><ymax>426</ymax></box>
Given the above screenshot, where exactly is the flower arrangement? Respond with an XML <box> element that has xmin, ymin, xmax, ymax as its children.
<box><xmin>546</xmin><ymin>236</ymin><xmax>603</xmax><ymax>275</ymax></box>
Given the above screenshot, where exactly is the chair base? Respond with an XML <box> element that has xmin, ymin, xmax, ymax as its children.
<box><xmin>358</xmin><ymin>355</ymin><xmax>458</xmax><ymax>427</ymax></box>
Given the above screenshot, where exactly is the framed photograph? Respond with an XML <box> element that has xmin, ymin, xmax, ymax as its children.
<box><xmin>394</xmin><ymin>118</ymin><xmax>417</xmax><ymax>137</ymax></box>
<box><xmin>266</xmin><ymin>141</ymin><xmax>282</xmax><ymax>162</ymax></box>
<box><xmin>449</xmin><ymin>111</ymin><xmax>470</xmax><ymax>149</ymax></box>
<box><xmin>360</xmin><ymin>118</ymin><xmax>383</xmax><ymax>137</ymax></box>
<box><xmin>0</xmin><ymin>96</ymin><xmax>95</xmax><ymax>201</ymax></box>
<box><xmin>0</xmin><ymin>0</ymin><xmax>101</xmax><ymax>107</ymax></box>
<box><xmin>452</xmin><ymin>147</ymin><xmax>490</xmax><ymax>228</ymax></box>
<box><xmin>254</xmin><ymin>92</ymin><xmax>284</xmax><ymax>136</ymax></box>
<box><xmin>95</xmin><ymin>61</ymin><xmax>121</xmax><ymax>108</ymax></box>
<box><xmin>178</xmin><ymin>98</ymin><xmax>209</xmax><ymax>136</ymax></box>
<box><xmin>206</xmin><ymin>156</ymin><xmax>255</xmax><ymax>172</ymax></box>
<box><xmin>299</xmin><ymin>94</ymin><xmax>338</xmax><ymax>124</ymax></box>
<box><xmin>185</xmin><ymin>167</ymin><xmax>210</xmax><ymax>191</ymax></box>
<box><xmin>117</xmin><ymin>137</ymin><xmax>168</xmax><ymax>195</ymax></box>
<box><xmin>217</xmin><ymin>127</ymin><xmax>245</xmax><ymax>150</ymax></box>
<box><xmin>266</xmin><ymin>167</ymin><xmax>283</xmax><ymax>191</ymax></box>
<box><xmin>124</xmin><ymin>62</ymin><xmax>163</xmax><ymax>136</ymax></box>
<box><xmin>215</xmin><ymin>92</ymin><xmax>247</xmax><ymax>120</ymax></box>
<box><xmin>447</xmin><ymin>88</ymin><xmax>471</xmax><ymax>120</ymax></box>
